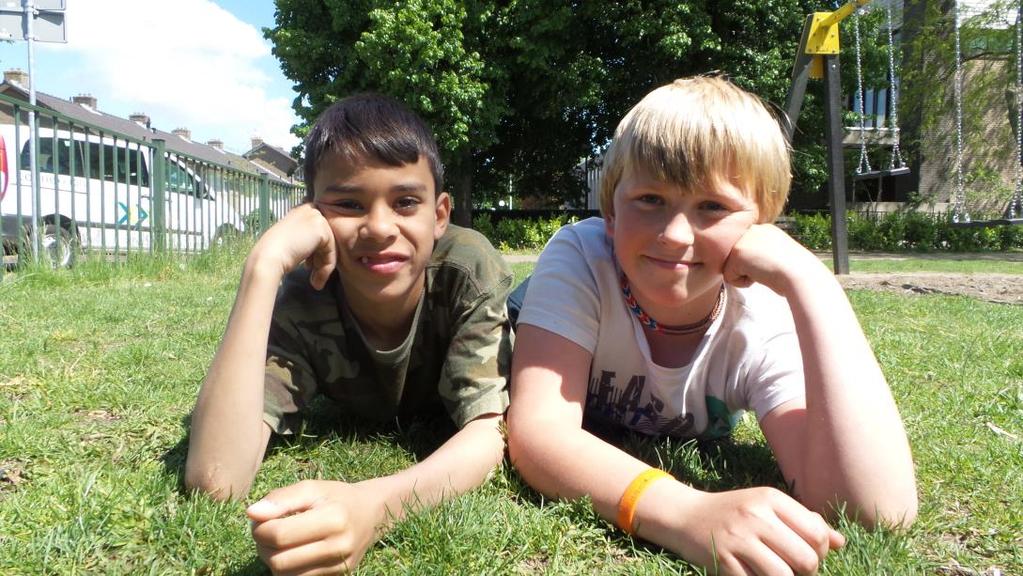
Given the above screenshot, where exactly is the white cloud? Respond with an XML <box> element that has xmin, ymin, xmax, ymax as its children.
<box><xmin>41</xmin><ymin>0</ymin><xmax>299</xmax><ymax>153</ymax></box>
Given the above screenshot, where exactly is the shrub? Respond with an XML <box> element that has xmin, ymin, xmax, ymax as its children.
<box><xmin>848</xmin><ymin>212</ymin><xmax>884</xmax><ymax>251</ymax></box>
<box><xmin>791</xmin><ymin>213</ymin><xmax>832</xmax><ymax>250</ymax></box>
<box><xmin>901</xmin><ymin>212</ymin><xmax>940</xmax><ymax>250</ymax></box>
<box><xmin>472</xmin><ymin>213</ymin><xmax>496</xmax><ymax>241</ymax></box>
<box><xmin>998</xmin><ymin>224</ymin><xmax>1023</xmax><ymax>249</ymax></box>
<box><xmin>476</xmin><ymin>213</ymin><xmax>579</xmax><ymax>251</ymax></box>
<box><xmin>784</xmin><ymin>210</ymin><xmax>1022</xmax><ymax>252</ymax></box>
<box><xmin>495</xmin><ymin>218</ymin><xmax>528</xmax><ymax>249</ymax></box>
<box><xmin>478</xmin><ymin>210</ymin><xmax>1023</xmax><ymax>252</ymax></box>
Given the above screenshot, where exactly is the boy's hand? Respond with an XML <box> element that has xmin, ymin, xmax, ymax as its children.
<box><xmin>247</xmin><ymin>479</ymin><xmax>383</xmax><ymax>575</ymax></box>
<box><xmin>248</xmin><ymin>203</ymin><xmax>337</xmax><ymax>290</ymax></box>
<box><xmin>658</xmin><ymin>485</ymin><xmax>844</xmax><ymax>575</ymax></box>
<box><xmin>722</xmin><ymin>224</ymin><xmax>826</xmax><ymax>297</ymax></box>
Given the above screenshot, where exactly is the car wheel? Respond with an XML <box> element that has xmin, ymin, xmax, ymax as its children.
<box><xmin>212</xmin><ymin>225</ymin><xmax>240</xmax><ymax>249</ymax></box>
<box><xmin>40</xmin><ymin>223</ymin><xmax>79</xmax><ymax>268</ymax></box>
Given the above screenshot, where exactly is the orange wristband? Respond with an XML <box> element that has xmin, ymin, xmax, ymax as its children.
<box><xmin>616</xmin><ymin>468</ymin><xmax>673</xmax><ymax>535</ymax></box>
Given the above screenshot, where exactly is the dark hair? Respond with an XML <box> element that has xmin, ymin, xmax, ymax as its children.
<box><xmin>302</xmin><ymin>93</ymin><xmax>444</xmax><ymax>200</ymax></box>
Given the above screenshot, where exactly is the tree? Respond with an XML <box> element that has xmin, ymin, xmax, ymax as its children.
<box><xmin>899</xmin><ymin>0</ymin><xmax>1018</xmax><ymax>214</ymax></box>
<box><xmin>268</xmin><ymin>1</ymin><xmax>863</xmax><ymax>221</ymax></box>
<box><xmin>268</xmin><ymin>0</ymin><xmax>502</xmax><ymax>225</ymax></box>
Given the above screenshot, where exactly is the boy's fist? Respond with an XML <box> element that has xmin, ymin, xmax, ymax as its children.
<box><xmin>248</xmin><ymin>479</ymin><xmax>383</xmax><ymax>575</ymax></box>
<box><xmin>723</xmin><ymin>224</ymin><xmax>827</xmax><ymax>296</ymax></box>
<box><xmin>248</xmin><ymin>203</ymin><xmax>337</xmax><ymax>290</ymax></box>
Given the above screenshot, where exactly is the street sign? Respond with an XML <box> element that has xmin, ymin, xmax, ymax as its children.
<box><xmin>0</xmin><ymin>0</ymin><xmax>69</xmax><ymax>263</ymax></box>
<box><xmin>0</xmin><ymin>9</ymin><xmax>65</xmax><ymax>42</ymax></box>
<box><xmin>0</xmin><ymin>0</ymin><xmax>67</xmax><ymax>43</ymax></box>
<box><xmin>0</xmin><ymin>0</ymin><xmax>64</xmax><ymax>10</ymax></box>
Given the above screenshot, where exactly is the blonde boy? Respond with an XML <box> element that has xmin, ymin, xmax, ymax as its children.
<box><xmin>507</xmin><ymin>76</ymin><xmax>916</xmax><ymax>574</ymax></box>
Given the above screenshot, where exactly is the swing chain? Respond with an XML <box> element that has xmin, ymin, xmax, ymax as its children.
<box><xmin>854</xmin><ymin>11</ymin><xmax>873</xmax><ymax>175</ymax></box>
<box><xmin>1012</xmin><ymin>0</ymin><xmax>1023</xmax><ymax>218</ymax></box>
<box><xmin>952</xmin><ymin>0</ymin><xmax>970</xmax><ymax>223</ymax></box>
<box><xmin>886</xmin><ymin>1</ymin><xmax>907</xmax><ymax>170</ymax></box>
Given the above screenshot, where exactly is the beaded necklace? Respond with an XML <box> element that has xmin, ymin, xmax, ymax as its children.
<box><xmin>619</xmin><ymin>273</ymin><xmax>726</xmax><ymax>336</ymax></box>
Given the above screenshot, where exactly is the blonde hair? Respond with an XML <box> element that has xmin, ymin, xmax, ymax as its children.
<box><xmin>598</xmin><ymin>76</ymin><xmax>791</xmax><ymax>222</ymax></box>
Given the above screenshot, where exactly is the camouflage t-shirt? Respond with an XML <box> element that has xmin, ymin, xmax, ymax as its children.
<box><xmin>263</xmin><ymin>225</ymin><xmax>514</xmax><ymax>435</ymax></box>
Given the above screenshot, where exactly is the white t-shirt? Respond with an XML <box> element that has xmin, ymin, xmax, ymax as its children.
<box><xmin>517</xmin><ymin>218</ymin><xmax>805</xmax><ymax>439</ymax></box>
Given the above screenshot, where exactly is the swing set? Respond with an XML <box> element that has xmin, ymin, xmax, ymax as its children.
<box><xmin>948</xmin><ymin>0</ymin><xmax>1023</xmax><ymax>227</ymax></box>
<box><xmin>785</xmin><ymin>0</ymin><xmax>1023</xmax><ymax>274</ymax></box>
<box><xmin>850</xmin><ymin>2</ymin><xmax>910</xmax><ymax>183</ymax></box>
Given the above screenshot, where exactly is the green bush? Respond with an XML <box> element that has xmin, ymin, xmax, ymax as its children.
<box><xmin>790</xmin><ymin>213</ymin><xmax>832</xmax><ymax>250</ymax></box>
<box><xmin>477</xmin><ymin>210</ymin><xmax>1023</xmax><ymax>253</ymax></box>
<box><xmin>848</xmin><ymin>212</ymin><xmax>884</xmax><ymax>251</ymax></box>
<box><xmin>472</xmin><ymin>213</ymin><xmax>496</xmax><ymax>241</ymax></box>
<box><xmin>475</xmin><ymin>213</ymin><xmax>580</xmax><ymax>251</ymax></box>
<box><xmin>997</xmin><ymin>224</ymin><xmax>1023</xmax><ymax>249</ymax></box>
<box><xmin>901</xmin><ymin>212</ymin><xmax>941</xmax><ymax>250</ymax></box>
<box><xmin>786</xmin><ymin>210</ymin><xmax>1023</xmax><ymax>252</ymax></box>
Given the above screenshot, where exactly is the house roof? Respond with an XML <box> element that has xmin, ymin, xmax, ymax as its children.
<box><xmin>244</xmin><ymin>141</ymin><xmax>299</xmax><ymax>175</ymax></box>
<box><xmin>0</xmin><ymin>81</ymin><xmax>294</xmax><ymax>184</ymax></box>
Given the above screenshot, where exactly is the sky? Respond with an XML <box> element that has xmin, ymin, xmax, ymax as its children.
<box><xmin>0</xmin><ymin>0</ymin><xmax>301</xmax><ymax>155</ymax></box>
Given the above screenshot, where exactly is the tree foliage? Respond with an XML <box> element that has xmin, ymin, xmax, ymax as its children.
<box><xmin>898</xmin><ymin>0</ymin><xmax>1018</xmax><ymax>212</ymax></box>
<box><xmin>267</xmin><ymin>0</ymin><xmax>891</xmax><ymax>218</ymax></box>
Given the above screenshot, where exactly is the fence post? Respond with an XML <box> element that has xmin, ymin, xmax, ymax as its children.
<box><xmin>259</xmin><ymin>173</ymin><xmax>271</xmax><ymax>235</ymax></box>
<box><xmin>152</xmin><ymin>139</ymin><xmax>167</xmax><ymax>253</ymax></box>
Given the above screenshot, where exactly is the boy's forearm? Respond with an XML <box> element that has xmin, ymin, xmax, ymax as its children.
<box><xmin>364</xmin><ymin>414</ymin><xmax>506</xmax><ymax>529</ymax></box>
<box><xmin>185</xmin><ymin>257</ymin><xmax>283</xmax><ymax>499</ymax></box>
<box><xmin>783</xmin><ymin>269</ymin><xmax>917</xmax><ymax>526</ymax></box>
<box><xmin>508</xmin><ymin>417</ymin><xmax>657</xmax><ymax>523</ymax></box>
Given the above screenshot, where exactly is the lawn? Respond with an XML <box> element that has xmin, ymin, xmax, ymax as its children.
<box><xmin>0</xmin><ymin>246</ymin><xmax>1020</xmax><ymax>574</ymax></box>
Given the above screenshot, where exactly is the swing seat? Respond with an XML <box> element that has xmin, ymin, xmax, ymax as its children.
<box><xmin>949</xmin><ymin>217</ymin><xmax>1023</xmax><ymax>228</ymax></box>
<box><xmin>852</xmin><ymin>166</ymin><xmax>911</xmax><ymax>180</ymax></box>
<box><xmin>853</xmin><ymin>170</ymin><xmax>884</xmax><ymax>180</ymax></box>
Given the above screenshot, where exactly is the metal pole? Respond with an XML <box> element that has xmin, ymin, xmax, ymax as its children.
<box><xmin>819</xmin><ymin>0</ymin><xmax>872</xmax><ymax>28</ymax></box>
<box><xmin>259</xmin><ymin>172</ymin><xmax>270</xmax><ymax>234</ymax></box>
<box><xmin>824</xmin><ymin>55</ymin><xmax>850</xmax><ymax>274</ymax></box>
<box><xmin>784</xmin><ymin>16</ymin><xmax>816</xmax><ymax>141</ymax></box>
<box><xmin>24</xmin><ymin>0</ymin><xmax>41</xmax><ymax>263</ymax></box>
<box><xmin>152</xmin><ymin>139</ymin><xmax>167</xmax><ymax>252</ymax></box>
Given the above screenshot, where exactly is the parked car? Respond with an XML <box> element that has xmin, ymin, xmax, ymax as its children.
<box><xmin>0</xmin><ymin>125</ymin><xmax>244</xmax><ymax>266</ymax></box>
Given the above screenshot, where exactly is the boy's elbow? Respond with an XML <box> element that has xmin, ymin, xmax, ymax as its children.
<box><xmin>832</xmin><ymin>487</ymin><xmax>918</xmax><ymax>531</ymax></box>
<box><xmin>184</xmin><ymin>462</ymin><xmax>249</xmax><ymax>501</ymax></box>
<box><xmin>505</xmin><ymin>413</ymin><xmax>545</xmax><ymax>480</ymax></box>
<box><xmin>866</xmin><ymin>491</ymin><xmax>918</xmax><ymax>530</ymax></box>
<box><xmin>506</xmin><ymin>429</ymin><xmax>526</xmax><ymax>471</ymax></box>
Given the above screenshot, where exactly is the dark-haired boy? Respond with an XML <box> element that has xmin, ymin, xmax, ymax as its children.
<box><xmin>185</xmin><ymin>94</ymin><xmax>513</xmax><ymax>574</ymax></box>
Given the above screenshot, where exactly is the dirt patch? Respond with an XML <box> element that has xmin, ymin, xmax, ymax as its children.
<box><xmin>75</xmin><ymin>408</ymin><xmax>120</xmax><ymax>422</ymax></box>
<box><xmin>0</xmin><ymin>461</ymin><xmax>27</xmax><ymax>492</ymax></box>
<box><xmin>504</xmin><ymin>254</ymin><xmax>1023</xmax><ymax>304</ymax></box>
<box><xmin>838</xmin><ymin>273</ymin><xmax>1023</xmax><ymax>304</ymax></box>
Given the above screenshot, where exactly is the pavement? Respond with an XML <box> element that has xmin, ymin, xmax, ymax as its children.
<box><xmin>503</xmin><ymin>251</ymin><xmax>1023</xmax><ymax>264</ymax></box>
<box><xmin>502</xmin><ymin>254</ymin><xmax>540</xmax><ymax>263</ymax></box>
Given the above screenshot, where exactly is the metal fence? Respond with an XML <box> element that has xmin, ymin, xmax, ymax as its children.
<box><xmin>0</xmin><ymin>93</ymin><xmax>304</xmax><ymax>274</ymax></box>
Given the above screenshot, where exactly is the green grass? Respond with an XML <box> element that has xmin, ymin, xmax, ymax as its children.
<box><xmin>513</xmin><ymin>253</ymin><xmax>1023</xmax><ymax>277</ymax></box>
<box><xmin>846</xmin><ymin>254</ymin><xmax>1023</xmax><ymax>275</ymax></box>
<box><xmin>1</xmin><ymin>246</ymin><xmax>1021</xmax><ymax>574</ymax></box>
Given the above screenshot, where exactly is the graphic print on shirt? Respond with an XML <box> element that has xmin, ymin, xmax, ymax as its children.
<box><xmin>701</xmin><ymin>395</ymin><xmax>740</xmax><ymax>441</ymax></box>
<box><xmin>587</xmin><ymin>370</ymin><xmax>695</xmax><ymax>437</ymax></box>
<box><xmin>586</xmin><ymin>370</ymin><xmax>741</xmax><ymax>439</ymax></box>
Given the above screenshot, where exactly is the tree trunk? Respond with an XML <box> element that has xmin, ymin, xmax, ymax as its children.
<box><xmin>449</xmin><ymin>150</ymin><xmax>474</xmax><ymax>228</ymax></box>
<box><xmin>900</xmin><ymin>0</ymin><xmax>928</xmax><ymax>190</ymax></box>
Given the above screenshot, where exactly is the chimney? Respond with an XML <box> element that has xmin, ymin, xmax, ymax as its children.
<box><xmin>207</xmin><ymin>139</ymin><xmax>224</xmax><ymax>151</ymax></box>
<box><xmin>3</xmin><ymin>68</ymin><xmax>28</xmax><ymax>88</ymax></box>
<box><xmin>250</xmin><ymin>136</ymin><xmax>264</xmax><ymax>150</ymax></box>
<box><xmin>73</xmin><ymin>94</ymin><xmax>98</xmax><ymax>109</ymax></box>
<box><xmin>129</xmin><ymin>112</ymin><xmax>150</xmax><ymax>127</ymax></box>
<box><xmin>172</xmin><ymin>127</ymin><xmax>191</xmax><ymax>140</ymax></box>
